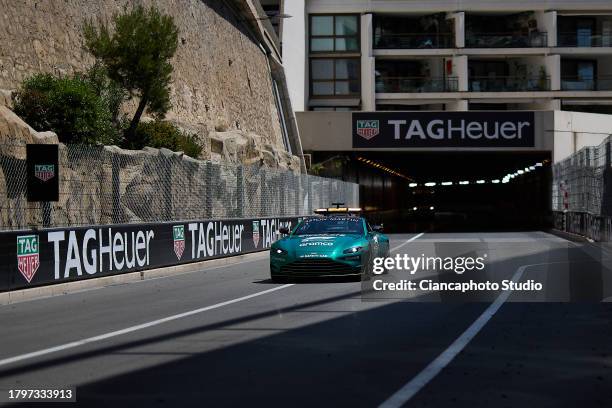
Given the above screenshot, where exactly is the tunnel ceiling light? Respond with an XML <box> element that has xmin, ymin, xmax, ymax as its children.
<box><xmin>429</xmin><ymin>206</ymin><xmax>435</xmax><ymax>210</ymax></box>
<box><xmin>409</xmin><ymin>183</ymin><xmax>418</xmax><ymax>188</ymax></box>
<box><xmin>413</xmin><ymin>206</ymin><xmax>418</xmax><ymax>211</ymax></box>
<box><xmin>459</xmin><ymin>181</ymin><xmax>469</xmax><ymax>185</ymax></box>
<box><xmin>476</xmin><ymin>180</ymin><xmax>485</xmax><ymax>184</ymax></box>
<box><xmin>441</xmin><ymin>182</ymin><xmax>453</xmax><ymax>186</ymax></box>
<box><xmin>524</xmin><ymin>167</ymin><xmax>530</xmax><ymax>172</ymax></box>
<box><xmin>492</xmin><ymin>179</ymin><xmax>500</xmax><ymax>184</ymax></box>
<box><xmin>502</xmin><ymin>179</ymin><xmax>510</xmax><ymax>184</ymax></box>
<box><xmin>517</xmin><ymin>170</ymin><xmax>524</xmax><ymax>175</ymax></box>
<box><xmin>425</xmin><ymin>182</ymin><xmax>436</xmax><ymax>187</ymax></box>
<box><xmin>535</xmin><ymin>163</ymin><xmax>543</xmax><ymax>167</ymax></box>
<box><xmin>529</xmin><ymin>166</ymin><xmax>536</xmax><ymax>171</ymax></box>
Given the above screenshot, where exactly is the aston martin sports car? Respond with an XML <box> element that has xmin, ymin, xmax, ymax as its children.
<box><xmin>270</xmin><ymin>208</ymin><xmax>390</xmax><ymax>281</ymax></box>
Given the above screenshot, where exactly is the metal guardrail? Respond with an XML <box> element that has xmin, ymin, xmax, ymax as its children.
<box><xmin>561</xmin><ymin>76</ymin><xmax>612</xmax><ymax>91</ymax></box>
<box><xmin>0</xmin><ymin>142</ymin><xmax>359</xmax><ymax>231</ymax></box>
<box><xmin>376</xmin><ymin>76</ymin><xmax>459</xmax><ymax>93</ymax></box>
<box><xmin>558</xmin><ymin>32</ymin><xmax>612</xmax><ymax>47</ymax></box>
<box><xmin>466</xmin><ymin>32</ymin><xmax>548</xmax><ymax>48</ymax></box>
<box><xmin>373</xmin><ymin>33</ymin><xmax>454</xmax><ymax>49</ymax></box>
<box><xmin>469</xmin><ymin>76</ymin><xmax>551</xmax><ymax>92</ymax></box>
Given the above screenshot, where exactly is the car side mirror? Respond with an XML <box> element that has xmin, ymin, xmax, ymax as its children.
<box><xmin>372</xmin><ymin>225</ymin><xmax>384</xmax><ymax>233</ymax></box>
<box><xmin>278</xmin><ymin>227</ymin><xmax>290</xmax><ymax>235</ymax></box>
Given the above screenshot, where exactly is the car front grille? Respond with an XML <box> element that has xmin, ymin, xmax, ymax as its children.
<box><xmin>280</xmin><ymin>259</ymin><xmax>360</xmax><ymax>276</ymax></box>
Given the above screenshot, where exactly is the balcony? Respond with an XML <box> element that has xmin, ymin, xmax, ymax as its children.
<box><xmin>561</xmin><ymin>76</ymin><xmax>612</xmax><ymax>91</ymax></box>
<box><xmin>376</xmin><ymin>77</ymin><xmax>459</xmax><ymax>93</ymax></box>
<box><xmin>374</xmin><ymin>33</ymin><xmax>454</xmax><ymax>49</ymax></box>
<box><xmin>558</xmin><ymin>32</ymin><xmax>612</xmax><ymax>47</ymax></box>
<box><xmin>469</xmin><ymin>76</ymin><xmax>550</xmax><ymax>92</ymax></box>
<box><xmin>466</xmin><ymin>32</ymin><xmax>548</xmax><ymax>48</ymax></box>
<box><xmin>373</xmin><ymin>13</ymin><xmax>454</xmax><ymax>50</ymax></box>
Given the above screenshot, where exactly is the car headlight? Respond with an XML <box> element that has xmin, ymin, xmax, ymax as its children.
<box><xmin>343</xmin><ymin>246</ymin><xmax>362</xmax><ymax>254</ymax></box>
<box><xmin>273</xmin><ymin>248</ymin><xmax>287</xmax><ymax>255</ymax></box>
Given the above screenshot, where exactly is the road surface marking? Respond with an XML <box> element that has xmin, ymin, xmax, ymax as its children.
<box><xmin>0</xmin><ymin>284</ymin><xmax>294</xmax><ymax>368</ymax></box>
<box><xmin>391</xmin><ymin>233</ymin><xmax>424</xmax><ymax>252</ymax></box>
<box><xmin>379</xmin><ymin>263</ymin><xmax>528</xmax><ymax>408</ymax></box>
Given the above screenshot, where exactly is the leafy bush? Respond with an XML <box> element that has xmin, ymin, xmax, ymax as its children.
<box><xmin>128</xmin><ymin>120</ymin><xmax>202</xmax><ymax>158</ymax></box>
<box><xmin>12</xmin><ymin>73</ymin><xmax>119</xmax><ymax>144</ymax></box>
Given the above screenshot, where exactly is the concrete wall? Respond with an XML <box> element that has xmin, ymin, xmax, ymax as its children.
<box><xmin>0</xmin><ymin>0</ymin><xmax>291</xmax><ymax>158</ymax></box>
<box><xmin>553</xmin><ymin>110</ymin><xmax>612</xmax><ymax>161</ymax></box>
<box><xmin>296</xmin><ymin>110</ymin><xmax>612</xmax><ymax>161</ymax></box>
<box><xmin>297</xmin><ymin>110</ymin><xmax>555</xmax><ymax>152</ymax></box>
<box><xmin>281</xmin><ymin>0</ymin><xmax>307</xmax><ymax>112</ymax></box>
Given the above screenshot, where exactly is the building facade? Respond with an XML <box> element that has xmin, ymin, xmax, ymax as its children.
<box><xmin>274</xmin><ymin>0</ymin><xmax>612</xmax><ymax>114</ymax></box>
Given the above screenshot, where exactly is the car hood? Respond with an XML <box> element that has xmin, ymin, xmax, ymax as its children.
<box><xmin>281</xmin><ymin>234</ymin><xmax>365</xmax><ymax>256</ymax></box>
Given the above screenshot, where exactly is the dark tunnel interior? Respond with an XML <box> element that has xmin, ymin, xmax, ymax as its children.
<box><xmin>312</xmin><ymin>151</ymin><xmax>552</xmax><ymax>233</ymax></box>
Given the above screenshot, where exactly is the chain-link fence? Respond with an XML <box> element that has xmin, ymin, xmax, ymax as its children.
<box><xmin>0</xmin><ymin>142</ymin><xmax>359</xmax><ymax>231</ymax></box>
<box><xmin>552</xmin><ymin>135</ymin><xmax>612</xmax><ymax>216</ymax></box>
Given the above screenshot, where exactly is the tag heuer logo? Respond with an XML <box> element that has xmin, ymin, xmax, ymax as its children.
<box><xmin>173</xmin><ymin>225</ymin><xmax>185</xmax><ymax>260</ymax></box>
<box><xmin>356</xmin><ymin>120</ymin><xmax>380</xmax><ymax>140</ymax></box>
<box><xmin>17</xmin><ymin>235</ymin><xmax>40</xmax><ymax>283</ymax></box>
<box><xmin>34</xmin><ymin>164</ymin><xmax>55</xmax><ymax>182</ymax></box>
<box><xmin>252</xmin><ymin>221</ymin><xmax>260</xmax><ymax>248</ymax></box>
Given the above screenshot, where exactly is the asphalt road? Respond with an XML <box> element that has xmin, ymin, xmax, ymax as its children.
<box><xmin>0</xmin><ymin>232</ymin><xmax>611</xmax><ymax>407</ymax></box>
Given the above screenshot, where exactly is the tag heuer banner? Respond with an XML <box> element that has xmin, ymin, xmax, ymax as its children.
<box><xmin>353</xmin><ymin>112</ymin><xmax>535</xmax><ymax>148</ymax></box>
<box><xmin>26</xmin><ymin>144</ymin><xmax>59</xmax><ymax>202</ymax></box>
<box><xmin>0</xmin><ymin>216</ymin><xmax>301</xmax><ymax>292</ymax></box>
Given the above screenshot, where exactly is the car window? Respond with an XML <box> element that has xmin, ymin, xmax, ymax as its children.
<box><xmin>293</xmin><ymin>217</ymin><xmax>364</xmax><ymax>235</ymax></box>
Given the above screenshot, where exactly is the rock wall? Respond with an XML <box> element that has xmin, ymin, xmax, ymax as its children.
<box><xmin>0</xmin><ymin>0</ymin><xmax>290</xmax><ymax>160</ymax></box>
<box><xmin>0</xmin><ymin>103</ymin><xmax>304</xmax><ymax>229</ymax></box>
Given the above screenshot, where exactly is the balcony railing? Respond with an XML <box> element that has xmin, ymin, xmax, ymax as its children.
<box><xmin>373</xmin><ymin>33</ymin><xmax>454</xmax><ymax>49</ymax></box>
<box><xmin>376</xmin><ymin>76</ymin><xmax>459</xmax><ymax>93</ymax></box>
<box><xmin>558</xmin><ymin>32</ymin><xmax>612</xmax><ymax>47</ymax></box>
<box><xmin>466</xmin><ymin>32</ymin><xmax>548</xmax><ymax>48</ymax></box>
<box><xmin>561</xmin><ymin>76</ymin><xmax>612</xmax><ymax>91</ymax></box>
<box><xmin>469</xmin><ymin>76</ymin><xmax>550</xmax><ymax>92</ymax></box>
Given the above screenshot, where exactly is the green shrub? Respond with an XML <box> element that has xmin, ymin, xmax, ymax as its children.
<box><xmin>129</xmin><ymin>120</ymin><xmax>202</xmax><ymax>158</ymax></box>
<box><xmin>12</xmin><ymin>73</ymin><xmax>119</xmax><ymax>144</ymax></box>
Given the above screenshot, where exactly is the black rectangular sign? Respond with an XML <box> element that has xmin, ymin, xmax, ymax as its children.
<box><xmin>352</xmin><ymin>111</ymin><xmax>535</xmax><ymax>148</ymax></box>
<box><xmin>26</xmin><ymin>144</ymin><xmax>59</xmax><ymax>202</ymax></box>
<box><xmin>1</xmin><ymin>216</ymin><xmax>302</xmax><ymax>292</ymax></box>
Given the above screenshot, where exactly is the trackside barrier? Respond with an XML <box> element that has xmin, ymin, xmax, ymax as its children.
<box><xmin>1</xmin><ymin>216</ymin><xmax>302</xmax><ymax>293</ymax></box>
<box><xmin>553</xmin><ymin>211</ymin><xmax>612</xmax><ymax>242</ymax></box>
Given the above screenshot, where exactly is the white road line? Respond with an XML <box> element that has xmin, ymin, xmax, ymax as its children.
<box><xmin>378</xmin><ymin>263</ymin><xmax>528</xmax><ymax>408</ymax></box>
<box><xmin>391</xmin><ymin>233</ymin><xmax>425</xmax><ymax>253</ymax></box>
<box><xmin>0</xmin><ymin>284</ymin><xmax>294</xmax><ymax>369</ymax></box>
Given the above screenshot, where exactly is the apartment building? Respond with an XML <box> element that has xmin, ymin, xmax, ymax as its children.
<box><xmin>268</xmin><ymin>0</ymin><xmax>612</xmax><ymax>113</ymax></box>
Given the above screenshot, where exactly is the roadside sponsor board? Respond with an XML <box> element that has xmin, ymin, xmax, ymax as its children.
<box><xmin>173</xmin><ymin>225</ymin><xmax>185</xmax><ymax>260</ymax></box>
<box><xmin>16</xmin><ymin>235</ymin><xmax>39</xmax><ymax>283</ymax></box>
<box><xmin>0</xmin><ymin>216</ymin><xmax>300</xmax><ymax>292</ymax></box>
<box><xmin>252</xmin><ymin>221</ymin><xmax>260</xmax><ymax>248</ymax></box>
<box><xmin>352</xmin><ymin>112</ymin><xmax>535</xmax><ymax>148</ymax></box>
<box><xmin>34</xmin><ymin>164</ymin><xmax>55</xmax><ymax>182</ymax></box>
<box><xmin>26</xmin><ymin>144</ymin><xmax>59</xmax><ymax>201</ymax></box>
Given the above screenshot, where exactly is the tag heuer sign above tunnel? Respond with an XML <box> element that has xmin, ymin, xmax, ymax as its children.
<box><xmin>352</xmin><ymin>112</ymin><xmax>535</xmax><ymax>148</ymax></box>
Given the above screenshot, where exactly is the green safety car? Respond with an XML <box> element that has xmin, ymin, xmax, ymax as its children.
<box><xmin>270</xmin><ymin>206</ymin><xmax>390</xmax><ymax>281</ymax></box>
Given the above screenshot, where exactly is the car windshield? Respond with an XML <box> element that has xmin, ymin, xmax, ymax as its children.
<box><xmin>293</xmin><ymin>217</ymin><xmax>364</xmax><ymax>235</ymax></box>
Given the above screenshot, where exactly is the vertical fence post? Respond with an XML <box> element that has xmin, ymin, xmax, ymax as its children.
<box><xmin>295</xmin><ymin>173</ymin><xmax>300</xmax><ymax>215</ymax></box>
<box><xmin>260</xmin><ymin>170</ymin><xmax>266</xmax><ymax>217</ymax></box>
<box><xmin>111</xmin><ymin>154</ymin><xmax>121</xmax><ymax>223</ymax></box>
<box><xmin>41</xmin><ymin>201</ymin><xmax>51</xmax><ymax>227</ymax></box>
<box><xmin>236</xmin><ymin>166</ymin><xmax>244</xmax><ymax>218</ymax></box>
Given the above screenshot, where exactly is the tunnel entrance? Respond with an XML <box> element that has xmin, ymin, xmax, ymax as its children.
<box><xmin>315</xmin><ymin>151</ymin><xmax>552</xmax><ymax>233</ymax></box>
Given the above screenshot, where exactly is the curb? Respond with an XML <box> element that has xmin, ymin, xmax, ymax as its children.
<box><xmin>0</xmin><ymin>250</ymin><xmax>269</xmax><ymax>306</ymax></box>
<box><xmin>547</xmin><ymin>229</ymin><xmax>595</xmax><ymax>243</ymax></box>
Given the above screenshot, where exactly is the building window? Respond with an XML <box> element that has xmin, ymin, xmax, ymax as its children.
<box><xmin>310</xmin><ymin>15</ymin><xmax>359</xmax><ymax>52</ymax></box>
<box><xmin>310</xmin><ymin>58</ymin><xmax>360</xmax><ymax>96</ymax></box>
